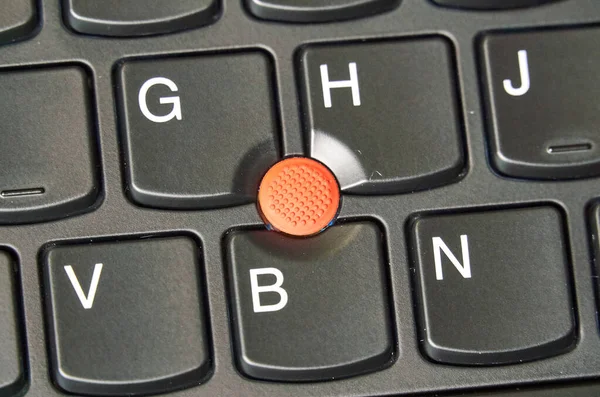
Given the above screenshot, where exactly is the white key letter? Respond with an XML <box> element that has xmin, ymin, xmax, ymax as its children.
<box><xmin>138</xmin><ymin>77</ymin><xmax>182</xmax><ymax>123</ymax></box>
<box><xmin>503</xmin><ymin>50</ymin><xmax>531</xmax><ymax>97</ymax></box>
<box><xmin>250</xmin><ymin>268</ymin><xmax>289</xmax><ymax>313</ymax></box>
<box><xmin>432</xmin><ymin>235</ymin><xmax>471</xmax><ymax>280</ymax></box>
<box><xmin>320</xmin><ymin>62</ymin><xmax>361</xmax><ymax>108</ymax></box>
<box><xmin>64</xmin><ymin>263</ymin><xmax>104</xmax><ymax>309</ymax></box>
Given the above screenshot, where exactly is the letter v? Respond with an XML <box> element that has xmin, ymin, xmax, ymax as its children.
<box><xmin>64</xmin><ymin>263</ymin><xmax>104</xmax><ymax>309</ymax></box>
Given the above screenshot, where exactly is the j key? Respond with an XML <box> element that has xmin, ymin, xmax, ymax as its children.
<box><xmin>482</xmin><ymin>27</ymin><xmax>600</xmax><ymax>179</ymax></box>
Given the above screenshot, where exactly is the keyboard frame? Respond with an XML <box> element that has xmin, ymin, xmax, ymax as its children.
<box><xmin>2</xmin><ymin>0</ymin><xmax>600</xmax><ymax>396</ymax></box>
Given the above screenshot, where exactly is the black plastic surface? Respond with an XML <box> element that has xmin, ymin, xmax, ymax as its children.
<box><xmin>431</xmin><ymin>0</ymin><xmax>561</xmax><ymax>9</ymax></box>
<box><xmin>42</xmin><ymin>236</ymin><xmax>211</xmax><ymax>396</ymax></box>
<box><xmin>0</xmin><ymin>0</ymin><xmax>37</xmax><ymax>45</ymax></box>
<box><xmin>482</xmin><ymin>27</ymin><xmax>600</xmax><ymax>180</ymax></box>
<box><xmin>226</xmin><ymin>221</ymin><xmax>394</xmax><ymax>381</ymax></box>
<box><xmin>411</xmin><ymin>206</ymin><xmax>576</xmax><ymax>365</ymax></box>
<box><xmin>246</xmin><ymin>0</ymin><xmax>400</xmax><ymax>23</ymax></box>
<box><xmin>0</xmin><ymin>251</ymin><xmax>26</xmax><ymax>397</ymax></box>
<box><xmin>1</xmin><ymin>1</ymin><xmax>600</xmax><ymax>397</ymax></box>
<box><xmin>118</xmin><ymin>52</ymin><xmax>280</xmax><ymax>209</ymax></box>
<box><xmin>300</xmin><ymin>37</ymin><xmax>465</xmax><ymax>194</ymax></box>
<box><xmin>0</xmin><ymin>66</ymin><xmax>100</xmax><ymax>225</ymax></box>
<box><xmin>64</xmin><ymin>0</ymin><xmax>221</xmax><ymax>37</ymax></box>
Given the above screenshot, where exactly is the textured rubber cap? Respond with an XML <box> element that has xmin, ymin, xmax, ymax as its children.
<box><xmin>258</xmin><ymin>157</ymin><xmax>340</xmax><ymax>237</ymax></box>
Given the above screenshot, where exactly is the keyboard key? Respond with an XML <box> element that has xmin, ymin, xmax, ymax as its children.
<box><xmin>432</xmin><ymin>0</ymin><xmax>560</xmax><ymax>9</ymax></box>
<box><xmin>0</xmin><ymin>251</ymin><xmax>26</xmax><ymax>396</ymax></box>
<box><xmin>0</xmin><ymin>66</ymin><xmax>99</xmax><ymax>224</ymax></box>
<box><xmin>299</xmin><ymin>38</ymin><xmax>464</xmax><ymax>195</ymax></box>
<box><xmin>43</xmin><ymin>236</ymin><xmax>211</xmax><ymax>395</ymax></box>
<box><xmin>226</xmin><ymin>221</ymin><xmax>394</xmax><ymax>381</ymax></box>
<box><xmin>482</xmin><ymin>28</ymin><xmax>600</xmax><ymax>179</ymax></box>
<box><xmin>0</xmin><ymin>0</ymin><xmax>36</xmax><ymax>45</ymax></box>
<box><xmin>118</xmin><ymin>52</ymin><xmax>279</xmax><ymax>210</ymax></box>
<box><xmin>64</xmin><ymin>0</ymin><xmax>220</xmax><ymax>37</ymax></box>
<box><xmin>410</xmin><ymin>207</ymin><xmax>576</xmax><ymax>365</ymax></box>
<box><xmin>591</xmin><ymin>204</ymin><xmax>600</xmax><ymax>333</ymax></box>
<box><xmin>246</xmin><ymin>0</ymin><xmax>399</xmax><ymax>23</ymax></box>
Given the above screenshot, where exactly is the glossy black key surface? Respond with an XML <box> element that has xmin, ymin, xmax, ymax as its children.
<box><xmin>64</xmin><ymin>0</ymin><xmax>221</xmax><ymax>37</ymax></box>
<box><xmin>118</xmin><ymin>51</ymin><xmax>280</xmax><ymax>210</ymax></box>
<box><xmin>0</xmin><ymin>251</ymin><xmax>26</xmax><ymax>397</ymax></box>
<box><xmin>432</xmin><ymin>0</ymin><xmax>561</xmax><ymax>9</ymax></box>
<box><xmin>43</xmin><ymin>237</ymin><xmax>211</xmax><ymax>396</ymax></box>
<box><xmin>410</xmin><ymin>207</ymin><xmax>576</xmax><ymax>365</ymax></box>
<box><xmin>299</xmin><ymin>37</ymin><xmax>464</xmax><ymax>195</ymax></box>
<box><xmin>226</xmin><ymin>222</ymin><xmax>394</xmax><ymax>381</ymax></box>
<box><xmin>0</xmin><ymin>66</ymin><xmax>99</xmax><ymax>224</ymax></box>
<box><xmin>246</xmin><ymin>0</ymin><xmax>400</xmax><ymax>23</ymax></box>
<box><xmin>0</xmin><ymin>0</ymin><xmax>36</xmax><ymax>45</ymax></box>
<box><xmin>482</xmin><ymin>27</ymin><xmax>600</xmax><ymax>179</ymax></box>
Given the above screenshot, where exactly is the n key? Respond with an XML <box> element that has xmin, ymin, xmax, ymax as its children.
<box><xmin>410</xmin><ymin>207</ymin><xmax>576</xmax><ymax>365</ymax></box>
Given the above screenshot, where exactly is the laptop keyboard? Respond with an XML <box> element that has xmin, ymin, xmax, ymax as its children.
<box><xmin>2</xmin><ymin>0</ymin><xmax>600</xmax><ymax>396</ymax></box>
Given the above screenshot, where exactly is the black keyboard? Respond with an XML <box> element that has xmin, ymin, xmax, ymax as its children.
<box><xmin>2</xmin><ymin>0</ymin><xmax>600</xmax><ymax>396</ymax></box>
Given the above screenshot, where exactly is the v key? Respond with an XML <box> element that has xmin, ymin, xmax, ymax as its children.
<box><xmin>64</xmin><ymin>263</ymin><xmax>104</xmax><ymax>309</ymax></box>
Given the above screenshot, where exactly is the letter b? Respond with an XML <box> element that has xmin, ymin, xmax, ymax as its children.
<box><xmin>249</xmin><ymin>268</ymin><xmax>289</xmax><ymax>313</ymax></box>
